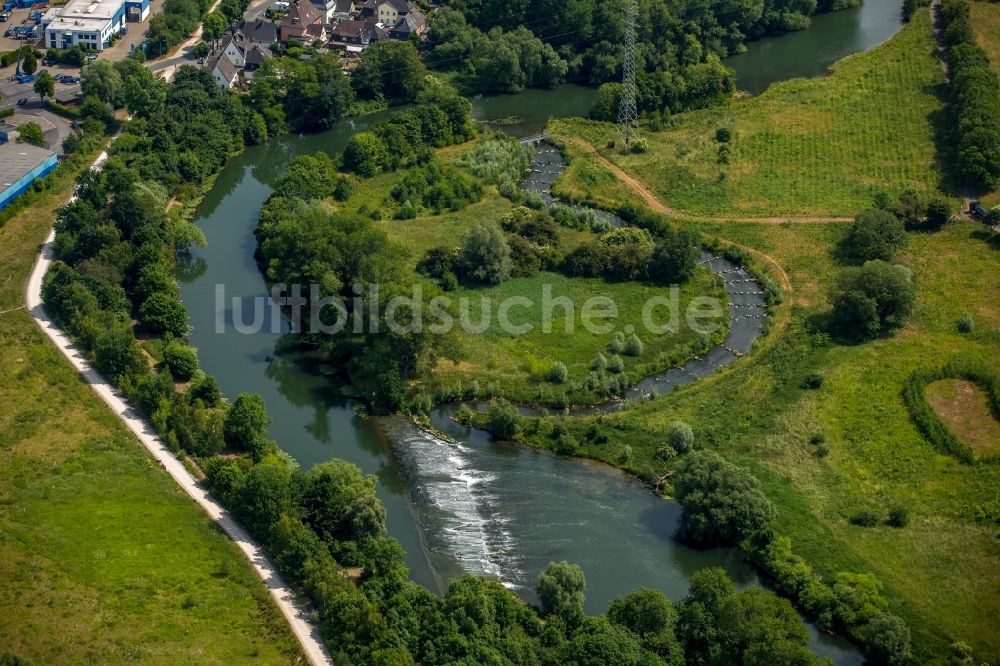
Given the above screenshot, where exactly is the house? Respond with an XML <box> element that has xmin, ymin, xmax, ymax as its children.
<box><xmin>208</xmin><ymin>52</ymin><xmax>240</xmax><ymax>88</ymax></box>
<box><xmin>243</xmin><ymin>43</ymin><xmax>274</xmax><ymax>79</ymax></box>
<box><xmin>312</xmin><ymin>0</ymin><xmax>353</xmax><ymax>22</ymax></box>
<box><xmin>219</xmin><ymin>33</ymin><xmax>249</xmax><ymax>67</ymax></box>
<box><xmin>360</xmin><ymin>0</ymin><xmax>415</xmax><ymax>24</ymax></box>
<box><xmin>0</xmin><ymin>142</ymin><xmax>57</xmax><ymax>210</ymax></box>
<box><xmin>279</xmin><ymin>0</ymin><xmax>326</xmax><ymax>42</ymax></box>
<box><xmin>388</xmin><ymin>9</ymin><xmax>424</xmax><ymax>40</ymax></box>
<box><xmin>234</xmin><ymin>18</ymin><xmax>278</xmax><ymax>44</ymax></box>
<box><xmin>329</xmin><ymin>17</ymin><xmax>387</xmax><ymax>53</ymax></box>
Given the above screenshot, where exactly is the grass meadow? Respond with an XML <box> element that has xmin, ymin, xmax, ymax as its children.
<box><xmin>550</xmin><ymin>13</ymin><xmax>949</xmax><ymax>218</ymax></box>
<box><xmin>0</xmin><ymin>158</ymin><xmax>302</xmax><ymax>664</ymax></box>
<box><xmin>971</xmin><ymin>1</ymin><xmax>1000</xmax><ymax>207</ymax></box>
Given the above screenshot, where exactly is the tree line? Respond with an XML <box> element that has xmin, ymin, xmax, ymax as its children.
<box><xmin>939</xmin><ymin>0</ymin><xmax>1000</xmax><ymax>191</ymax></box>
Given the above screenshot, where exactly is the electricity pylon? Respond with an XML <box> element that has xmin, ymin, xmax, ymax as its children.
<box><xmin>617</xmin><ymin>0</ymin><xmax>638</xmax><ymax>151</ymax></box>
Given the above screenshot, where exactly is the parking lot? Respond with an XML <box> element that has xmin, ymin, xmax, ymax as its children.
<box><xmin>0</xmin><ymin>6</ymin><xmax>45</xmax><ymax>55</ymax></box>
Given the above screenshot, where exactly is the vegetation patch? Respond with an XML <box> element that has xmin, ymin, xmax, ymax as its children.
<box><xmin>926</xmin><ymin>378</ymin><xmax>1000</xmax><ymax>457</ymax></box>
<box><xmin>549</xmin><ymin>14</ymin><xmax>947</xmax><ymax>217</ymax></box>
<box><xmin>903</xmin><ymin>358</ymin><xmax>1000</xmax><ymax>462</ymax></box>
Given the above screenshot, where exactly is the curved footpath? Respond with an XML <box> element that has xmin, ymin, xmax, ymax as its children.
<box><xmin>25</xmin><ymin>151</ymin><xmax>333</xmax><ymax>666</ymax></box>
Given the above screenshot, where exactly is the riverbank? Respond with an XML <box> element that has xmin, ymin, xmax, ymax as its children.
<box><xmin>0</xmin><ymin>150</ymin><xmax>308</xmax><ymax>664</ymax></box>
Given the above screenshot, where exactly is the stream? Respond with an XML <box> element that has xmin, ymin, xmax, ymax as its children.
<box><xmin>174</xmin><ymin>9</ymin><xmax>909</xmax><ymax>662</ymax></box>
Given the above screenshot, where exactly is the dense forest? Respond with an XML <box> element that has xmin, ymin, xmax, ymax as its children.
<box><xmin>427</xmin><ymin>0</ymin><xmax>858</xmax><ymax>115</ymax></box>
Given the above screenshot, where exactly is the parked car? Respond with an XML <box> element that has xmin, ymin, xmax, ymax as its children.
<box><xmin>0</xmin><ymin>11</ymin><xmax>11</xmax><ymax>21</ymax></box>
<box><xmin>970</xmin><ymin>201</ymin><xmax>990</xmax><ymax>221</ymax></box>
<box><xmin>15</xmin><ymin>97</ymin><xmax>26</xmax><ymax>105</ymax></box>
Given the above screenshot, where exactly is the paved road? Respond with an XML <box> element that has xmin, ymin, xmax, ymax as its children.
<box><xmin>24</xmin><ymin>134</ymin><xmax>333</xmax><ymax>666</ymax></box>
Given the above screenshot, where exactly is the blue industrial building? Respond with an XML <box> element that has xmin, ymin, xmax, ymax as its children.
<box><xmin>0</xmin><ymin>143</ymin><xmax>58</xmax><ymax>210</ymax></box>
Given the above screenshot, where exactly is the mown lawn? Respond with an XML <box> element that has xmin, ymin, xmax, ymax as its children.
<box><xmin>550</xmin><ymin>13</ymin><xmax>949</xmax><ymax>217</ymax></box>
<box><xmin>0</xmin><ymin>159</ymin><xmax>302</xmax><ymax>664</ymax></box>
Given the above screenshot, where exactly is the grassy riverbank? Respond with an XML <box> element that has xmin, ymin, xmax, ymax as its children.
<box><xmin>514</xmin><ymin>15</ymin><xmax>1000</xmax><ymax>657</ymax></box>
<box><xmin>550</xmin><ymin>12</ymin><xmax>948</xmax><ymax>218</ymax></box>
<box><xmin>0</xmin><ymin>160</ymin><xmax>301</xmax><ymax>664</ymax></box>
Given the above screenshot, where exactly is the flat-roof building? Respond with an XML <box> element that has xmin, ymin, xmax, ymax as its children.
<box><xmin>0</xmin><ymin>143</ymin><xmax>58</xmax><ymax>210</ymax></box>
<box><xmin>43</xmin><ymin>0</ymin><xmax>148</xmax><ymax>51</ymax></box>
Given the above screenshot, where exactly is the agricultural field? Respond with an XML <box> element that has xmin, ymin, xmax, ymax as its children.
<box><xmin>0</xmin><ymin>162</ymin><xmax>302</xmax><ymax>664</ymax></box>
<box><xmin>550</xmin><ymin>13</ymin><xmax>948</xmax><ymax>218</ymax></box>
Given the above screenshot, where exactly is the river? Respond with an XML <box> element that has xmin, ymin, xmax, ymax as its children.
<box><xmin>175</xmin><ymin>7</ymin><xmax>907</xmax><ymax>662</ymax></box>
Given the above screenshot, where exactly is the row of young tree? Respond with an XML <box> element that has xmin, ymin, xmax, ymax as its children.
<box><xmin>939</xmin><ymin>0</ymin><xmax>1000</xmax><ymax>191</ymax></box>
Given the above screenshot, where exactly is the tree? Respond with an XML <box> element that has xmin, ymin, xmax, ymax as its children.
<box><xmin>649</xmin><ymin>228</ymin><xmax>699</xmax><ymax>283</ymax></box>
<box><xmin>202</xmin><ymin>9</ymin><xmax>228</xmax><ymax>45</ymax></box>
<box><xmin>924</xmin><ymin>199</ymin><xmax>951</xmax><ymax>229</ymax></box>
<box><xmin>716</xmin><ymin>588</ymin><xmax>819</xmax><ymax>665</ymax></box>
<box><xmin>33</xmin><ymin>71</ymin><xmax>55</xmax><ymax>102</ymax></box>
<box><xmin>549</xmin><ymin>361</ymin><xmax>568</xmax><ymax>383</ymax></box>
<box><xmin>93</xmin><ymin>328</ymin><xmax>147</xmax><ymax>383</ymax></box>
<box><xmin>828</xmin><ymin>261</ymin><xmax>916</xmax><ymax>341</ymax></box>
<box><xmin>673</xmin><ymin>450</ymin><xmax>776</xmax><ymax>545</ymax></box>
<box><xmin>21</xmin><ymin>48</ymin><xmax>37</xmax><ymax>75</ymax></box>
<box><xmin>352</xmin><ymin>41</ymin><xmax>427</xmax><ymax>102</ymax></box>
<box><xmin>299</xmin><ymin>460</ymin><xmax>387</xmax><ymax>543</ymax></box>
<box><xmin>841</xmin><ymin>208</ymin><xmax>908</xmax><ymax>262</ymax></box>
<box><xmin>163</xmin><ymin>340</ymin><xmax>198</xmax><ymax>381</ymax></box>
<box><xmin>138</xmin><ymin>291</ymin><xmax>190</xmax><ymax>337</ymax></box>
<box><xmin>461</xmin><ymin>221</ymin><xmax>512</xmax><ymax>284</ymax></box>
<box><xmin>224</xmin><ymin>392</ymin><xmax>270</xmax><ymax>459</ymax></box>
<box><xmin>193</xmin><ymin>41</ymin><xmax>212</xmax><ymax>59</ymax></box>
<box><xmin>120</xmin><ymin>73</ymin><xmax>167</xmax><ymax>119</ymax></box>
<box><xmin>555</xmin><ymin>617</ymin><xmax>646</xmax><ymax>666</ymax></box>
<box><xmin>863</xmin><ymin>613</ymin><xmax>912</xmax><ymax>666</ymax></box>
<box><xmin>667</xmin><ymin>421</ymin><xmax>694</xmax><ymax>453</ymax></box>
<box><xmin>81</xmin><ymin>60</ymin><xmax>122</xmax><ymax>105</ymax></box>
<box><xmin>342</xmin><ymin>131</ymin><xmax>387</xmax><ymax>177</ymax></box>
<box><xmin>16</xmin><ymin>122</ymin><xmax>46</xmax><ymax>148</ymax></box>
<box><xmin>537</xmin><ymin>561</ymin><xmax>586</xmax><ymax>627</ymax></box>
<box><xmin>236</xmin><ymin>457</ymin><xmax>292</xmax><ymax>537</ymax></box>
<box><xmin>608</xmin><ymin>588</ymin><xmax>683</xmax><ymax>662</ymax></box>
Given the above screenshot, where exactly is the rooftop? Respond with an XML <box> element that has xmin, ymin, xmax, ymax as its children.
<box><xmin>0</xmin><ymin>143</ymin><xmax>56</xmax><ymax>192</ymax></box>
<box><xmin>45</xmin><ymin>0</ymin><xmax>124</xmax><ymax>31</ymax></box>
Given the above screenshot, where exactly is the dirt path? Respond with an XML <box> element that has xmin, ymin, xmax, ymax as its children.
<box><xmin>566</xmin><ymin>138</ymin><xmax>854</xmax><ymax>224</ymax></box>
<box><xmin>25</xmin><ymin>153</ymin><xmax>334</xmax><ymax>666</ymax></box>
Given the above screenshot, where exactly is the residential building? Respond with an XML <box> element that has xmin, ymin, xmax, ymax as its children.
<box><xmin>278</xmin><ymin>0</ymin><xmax>326</xmax><ymax>42</ymax></box>
<box><xmin>360</xmin><ymin>0</ymin><xmax>415</xmax><ymax>24</ymax></box>
<box><xmin>234</xmin><ymin>18</ymin><xmax>278</xmax><ymax>44</ymax></box>
<box><xmin>329</xmin><ymin>17</ymin><xmax>387</xmax><ymax>53</ymax></box>
<box><xmin>388</xmin><ymin>9</ymin><xmax>424</xmax><ymax>40</ymax></box>
<box><xmin>313</xmin><ymin>0</ymin><xmax>352</xmax><ymax>22</ymax></box>
<box><xmin>0</xmin><ymin>143</ymin><xmax>58</xmax><ymax>210</ymax></box>
<box><xmin>208</xmin><ymin>52</ymin><xmax>240</xmax><ymax>88</ymax></box>
<box><xmin>43</xmin><ymin>0</ymin><xmax>148</xmax><ymax>51</ymax></box>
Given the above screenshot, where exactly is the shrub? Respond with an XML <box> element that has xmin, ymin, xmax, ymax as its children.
<box><xmin>623</xmin><ymin>333</ymin><xmax>644</xmax><ymax>356</ymax></box>
<box><xmin>809</xmin><ymin>433</ymin><xmax>825</xmax><ymax>446</ymax></box>
<box><xmin>607</xmin><ymin>354</ymin><xmax>624</xmax><ymax>373</ymax></box>
<box><xmin>850</xmin><ymin>509</ymin><xmax>881</xmax><ymax>527</ymax></box>
<box><xmin>592</xmin><ymin>352</ymin><xmax>608</xmax><ymax>372</ymax></box>
<box><xmin>608</xmin><ymin>332</ymin><xmax>625</xmax><ymax>354</ymax></box>
<box><xmin>549</xmin><ymin>361</ymin><xmax>568</xmax><ymax>384</ymax></box>
<box><xmin>887</xmin><ymin>506</ymin><xmax>910</xmax><ymax>528</ymax></box>
<box><xmin>667</xmin><ymin>421</ymin><xmax>694</xmax><ymax>453</ymax></box>
<box><xmin>487</xmin><ymin>398</ymin><xmax>520</xmax><ymax>439</ymax></box>
<box><xmin>715</xmin><ymin>127</ymin><xmax>732</xmax><ymax>142</ymax></box>
<box><xmin>923</xmin><ymin>200</ymin><xmax>951</xmax><ymax>229</ymax></box>
<box><xmin>93</xmin><ymin>328</ymin><xmax>147</xmax><ymax>384</ymax></box>
<box><xmin>139</xmin><ymin>291</ymin><xmax>190</xmax><ymax>337</ymax></box>
<box><xmin>461</xmin><ymin>221</ymin><xmax>512</xmax><ymax>285</ymax></box>
<box><xmin>163</xmin><ymin>340</ymin><xmax>198</xmax><ymax>381</ymax></box>
<box><xmin>956</xmin><ymin>312</ymin><xmax>974</xmax><ymax>334</ymax></box>
<box><xmin>800</xmin><ymin>372</ymin><xmax>823</xmax><ymax>389</ymax></box>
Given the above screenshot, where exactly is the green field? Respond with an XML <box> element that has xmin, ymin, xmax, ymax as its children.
<box><xmin>416</xmin><ymin>269</ymin><xmax>726</xmax><ymax>403</ymax></box>
<box><xmin>550</xmin><ymin>12</ymin><xmax>948</xmax><ymax>218</ymax></box>
<box><xmin>514</xmin><ymin>15</ymin><xmax>1000</xmax><ymax>658</ymax></box>
<box><xmin>971</xmin><ymin>1</ymin><xmax>1000</xmax><ymax>207</ymax></box>
<box><xmin>0</xmin><ymin>161</ymin><xmax>301</xmax><ymax>664</ymax></box>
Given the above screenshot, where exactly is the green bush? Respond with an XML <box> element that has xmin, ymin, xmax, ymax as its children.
<box><xmin>800</xmin><ymin>372</ymin><xmax>824</xmax><ymax>389</ymax></box>
<box><xmin>549</xmin><ymin>361</ymin><xmax>568</xmax><ymax>384</ymax></box>
<box><xmin>850</xmin><ymin>509</ymin><xmax>881</xmax><ymax>527</ymax></box>
<box><xmin>887</xmin><ymin>506</ymin><xmax>910</xmax><ymax>528</ymax></box>
<box><xmin>487</xmin><ymin>398</ymin><xmax>521</xmax><ymax>439</ymax></box>
<box><xmin>956</xmin><ymin>312</ymin><xmax>974</xmax><ymax>334</ymax></box>
<box><xmin>715</xmin><ymin>127</ymin><xmax>732</xmax><ymax>142</ymax></box>
<box><xmin>667</xmin><ymin>420</ymin><xmax>694</xmax><ymax>453</ymax></box>
<box><xmin>623</xmin><ymin>333</ymin><xmax>644</xmax><ymax>356</ymax></box>
<box><xmin>163</xmin><ymin>340</ymin><xmax>198</xmax><ymax>381</ymax></box>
